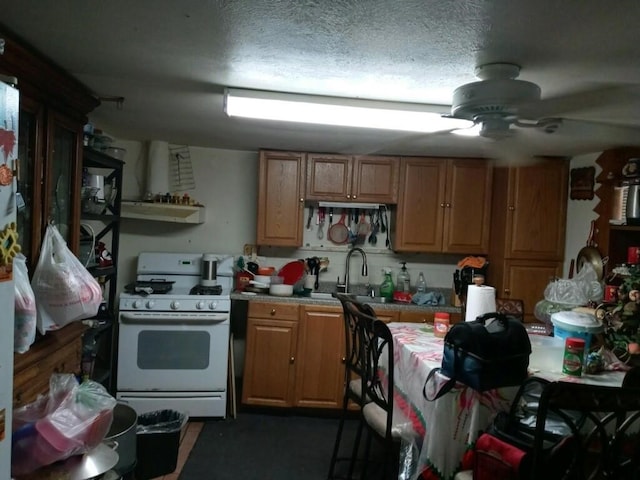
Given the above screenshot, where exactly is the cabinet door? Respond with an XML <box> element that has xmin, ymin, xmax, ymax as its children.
<box><xmin>46</xmin><ymin>110</ymin><xmax>83</xmax><ymax>253</ymax></box>
<box><xmin>295</xmin><ymin>306</ymin><xmax>345</xmax><ymax>409</ymax></box>
<box><xmin>506</xmin><ymin>159</ymin><xmax>568</xmax><ymax>260</ymax></box>
<box><xmin>17</xmin><ymin>96</ymin><xmax>45</xmax><ymax>273</ymax></box>
<box><xmin>352</xmin><ymin>156</ymin><xmax>399</xmax><ymax>203</ymax></box>
<box><xmin>443</xmin><ymin>158</ymin><xmax>493</xmax><ymax>254</ymax></box>
<box><xmin>501</xmin><ymin>259</ymin><xmax>563</xmax><ymax>323</ymax></box>
<box><xmin>305</xmin><ymin>154</ymin><xmax>352</xmax><ymax>200</ymax></box>
<box><xmin>394</xmin><ymin>157</ymin><xmax>447</xmax><ymax>252</ymax></box>
<box><xmin>242</xmin><ymin>317</ymin><xmax>298</xmax><ymax>407</ymax></box>
<box><xmin>257</xmin><ymin>150</ymin><xmax>306</xmax><ymax>246</ymax></box>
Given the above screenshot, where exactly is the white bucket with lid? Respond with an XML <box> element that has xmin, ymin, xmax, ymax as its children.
<box><xmin>550</xmin><ymin>310</ymin><xmax>603</xmax><ymax>352</ymax></box>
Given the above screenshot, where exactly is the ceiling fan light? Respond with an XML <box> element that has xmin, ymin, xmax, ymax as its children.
<box><xmin>224</xmin><ymin>88</ymin><xmax>473</xmax><ymax>133</ymax></box>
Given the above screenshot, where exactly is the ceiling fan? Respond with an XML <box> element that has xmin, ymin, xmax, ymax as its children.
<box><xmin>446</xmin><ymin>62</ymin><xmax>557</xmax><ymax>138</ymax></box>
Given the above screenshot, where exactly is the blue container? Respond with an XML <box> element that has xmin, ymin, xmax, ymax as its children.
<box><xmin>550</xmin><ymin>311</ymin><xmax>603</xmax><ymax>354</ymax></box>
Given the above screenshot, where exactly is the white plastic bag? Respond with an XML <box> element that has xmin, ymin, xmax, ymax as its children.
<box><xmin>14</xmin><ymin>253</ymin><xmax>36</xmax><ymax>353</ymax></box>
<box><xmin>11</xmin><ymin>374</ymin><xmax>117</xmax><ymax>476</ymax></box>
<box><xmin>543</xmin><ymin>262</ymin><xmax>603</xmax><ymax>306</ymax></box>
<box><xmin>31</xmin><ymin>224</ymin><xmax>102</xmax><ymax>334</ymax></box>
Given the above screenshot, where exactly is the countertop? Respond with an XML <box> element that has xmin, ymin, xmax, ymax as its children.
<box><xmin>230</xmin><ymin>289</ymin><xmax>462</xmax><ymax>314</ymax></box>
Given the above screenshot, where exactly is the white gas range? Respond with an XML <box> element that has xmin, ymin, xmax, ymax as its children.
<box><xmin>117</xmin><ymin>252</ymin><xmax>233</xmax><ymax>418</ymax></box>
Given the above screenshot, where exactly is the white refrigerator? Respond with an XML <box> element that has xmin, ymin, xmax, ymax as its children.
<box><xmin>0</xmin><ymin>79</ymin><xmax>19</xmax><ymax>479</ymax></box>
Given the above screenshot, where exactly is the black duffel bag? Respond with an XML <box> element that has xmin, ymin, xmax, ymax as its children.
<box><xmin>424</xmin><ymin>312</ymin><xmax>531</xmax><ymax>400</ymax></box>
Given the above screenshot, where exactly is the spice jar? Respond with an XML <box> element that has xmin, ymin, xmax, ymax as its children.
<box><xmin>562</xmin><ymin>337</ymin><xmax>585</xmax><ymax>376</ymax></box>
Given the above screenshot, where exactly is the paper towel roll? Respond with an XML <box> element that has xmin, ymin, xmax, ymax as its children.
<box><xmin>465</xmin><ymin>284</ymin><xmax>496</xmax><ymax>322</ymax></box>
<box><xmin>146</xmin><ymin>140</ymin><xmax>170</xmax><ymax>196</ymax></box>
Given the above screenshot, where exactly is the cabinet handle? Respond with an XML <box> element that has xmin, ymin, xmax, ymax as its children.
<box><xmin>299</xmin><ymin>198</ymin><xmax>304</xmax><ymax>202</ymax></box>
<box><xmin>508</xmin><ymin>205</ymin><xmax>515</xmax><ymax>211</ymax></box>
<box><xmin>422</xmin><ymin>318</ymin><xmax>427</xmax><ymax>323</ymax></box>
<box><xmin>270</xmin><ymin>309</ymin><xmax>276</xmax><ymax>316</ymax></box>
<box><xmin>352</xmin><ymin>195</ymin><xmax>357</xmax><ymax>199</ymax></box>
<box><xmin>440</xmin><ymin>203</ymin><xmax>445</xmax><ymax>208</ymax></box>
<box><xmin>346</xmin><ymin>194</ymin><xmax>351</xmax><ymax>199</ymax></box>
<box><xmin>341</xmin><ymin>357</ymin><xmax>346</xmax><ymax>363</ymax></box>
<box><xmin>445</xmin><ymin>203</ymin><xmax>451</xmax><ymax>208</ymax></box>
<box><xmin>504</xmin><ymin>289</ymin><xmax>511</xmax><ymax>295</ymax></box>
<box><xmin>290</xmin><ymin>356</ymin><xmax>295</xmax><ymax>364</ymax></box>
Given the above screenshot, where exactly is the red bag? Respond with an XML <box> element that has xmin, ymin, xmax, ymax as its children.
<box><xmin>474</xmin><ymin>433</ymin><xmax>529</xmax><ymax>480</ymax></box>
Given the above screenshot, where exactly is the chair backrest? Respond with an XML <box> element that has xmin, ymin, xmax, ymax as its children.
<box><xmin>531</xmin><ymin>380</ymin><xmax>640</xmax><ymax>479</ymax></box>
<box><xmin>496</xmin><ymin>298</ymin><xmax>525</xmax><ymax>323</ymax></box>
<box><xmin>353</xmin><ymin>305</ymin><xmax>395</xmax><ymax>440</ymax></box>
<box><xmin>334</xmin><ymin>293</ymin><xmax>368</xmax><ymax>382</ymax></box>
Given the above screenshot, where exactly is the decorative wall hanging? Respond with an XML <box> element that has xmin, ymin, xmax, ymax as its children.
<box><xmin>570</xmin><ymin>166</ymin><xmax>595</xmax><ymax>200</ymax></box>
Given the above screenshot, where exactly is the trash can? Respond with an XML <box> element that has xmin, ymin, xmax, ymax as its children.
<box><xmin>134</xmin><ymin>410</ymin><xmax>188</xmax><ymax>480</ymax></box>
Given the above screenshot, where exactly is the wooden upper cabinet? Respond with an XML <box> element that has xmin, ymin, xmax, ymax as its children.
<box><xmin>306</xmin><ymin>154</ymin><xmax>399</xmax><ymax>203</ymax></box>
<box><xmin>257</xmin><ymin>150</ymin><xmax>306</xmax><ymax>246</ymax></box>
<box><xmin>503</xmin><ymin>159</ymin><xmax>568</xmax><ymax>260</ymax></box>
<box><xmin>394</xmin><ymin>157</ymin><xmax>493</xmax><ymax>253</ymax></box>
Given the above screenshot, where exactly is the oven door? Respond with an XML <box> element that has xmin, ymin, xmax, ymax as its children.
<box><xmin>117</xmin><ymin>311</ymin><xmax>229</xmax><ymax>392</ymax></box>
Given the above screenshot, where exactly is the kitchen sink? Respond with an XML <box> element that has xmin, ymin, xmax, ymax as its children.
<box><xmin>310</xmin><ymin>292</ymin><xmax>335</xmax><ymax>300</ymax></box>
<box><xmin>309</xmin><ymin>292</ymin><xmax>390</xmax><ymax>304</ymax></box>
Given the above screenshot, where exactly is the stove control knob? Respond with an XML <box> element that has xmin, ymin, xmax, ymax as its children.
<box><xmin>133</xmin><ymin>300</ymin><xmax>143</xmax><ymax>309</ymax></box>
<box><xmin>171</xmin><ymin>301</ymin><xmax>180</xmax><ymax>310</ymax></box>
<box><xmin>146</xmin><ymin>300</ymin><xmax>155</xmax><ymax>309</ymax></box>
<box><xmin>208</xmin><ymin>301</ymin><xmax>218</xmax><ymax>310</ymax></box>
<box><xmin>196</xmin><ymin>301</ymin><xmax>206</xmax><ymax>310</ymax></box>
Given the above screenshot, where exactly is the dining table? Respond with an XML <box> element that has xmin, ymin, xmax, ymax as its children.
<box><xmin>384</xmin><ymin>322</ymin><xmax>627</xmax><ymax>480</ymax></box>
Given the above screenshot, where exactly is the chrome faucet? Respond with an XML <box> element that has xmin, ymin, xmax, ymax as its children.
<box><xmin>341</xmin><ymin>247</ymin><xmax>368</xmax><ymax>294</ymax></box>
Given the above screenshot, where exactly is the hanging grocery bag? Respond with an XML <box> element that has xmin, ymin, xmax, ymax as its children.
<box><xmin>31</xmin><ymin>224</ymin><xmax>102</xmax><ymax>334</ymax></box>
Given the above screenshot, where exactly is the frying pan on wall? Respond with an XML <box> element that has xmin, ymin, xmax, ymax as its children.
<box><xmin>328</xmin><ymin>211</ymin><xmax>349</xmax><ymax>244</ymax></box>
<box><xmin>575</xmin><ymin>220</ymin><xmax>604</xmax><ymax>280</ymax></box>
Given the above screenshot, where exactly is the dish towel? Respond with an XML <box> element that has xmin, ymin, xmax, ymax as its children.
<box><xmin>412</xmin><ymin>291</ymin><xmax>445</xmax><ymax>306</ymax></box>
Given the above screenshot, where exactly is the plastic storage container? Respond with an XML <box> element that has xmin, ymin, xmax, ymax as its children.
<box><xmin>550</xmin><ymin>311</ymin><xmax>603</xmax><ymax>353</ymax></box>
<box><xmin>528</xmin><ymin>334</ymin><xmax>565</xmax><ymax>372</ymax></box>
<box><xmin>135</xmin><ymin>410</ymin><xmax>188</xmax><ymax>480</ymax></box>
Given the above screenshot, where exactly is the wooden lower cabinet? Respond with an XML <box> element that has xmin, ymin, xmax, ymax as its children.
<box><xmin>294</xmin><ymin>306</ymin><xmax>345</xmax><ymax>409</ymax></box>
<box><xmin>242</xmin><ymin>302</ymin><xmax>346</xmax><ymax>409</ymax></box>
<box><xmin>13</xmin><ymin>322</ymin><xmax>85</xmax><ymax>408</ymax></box>
<box><xmin>242</xmin><ymin>302</ymin><xmax>299</xmax><ymax>407</ymax></box>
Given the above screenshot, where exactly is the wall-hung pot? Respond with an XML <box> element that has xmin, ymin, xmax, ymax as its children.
<box><xmin>575</xmin><ymin>220</ymin><xmax>604</xmax><ymax>281</ymax></box>
<box><xmin>104</xmin><ymin>403</ymin><xmax>138</xmax><ymax>475</ymax></box>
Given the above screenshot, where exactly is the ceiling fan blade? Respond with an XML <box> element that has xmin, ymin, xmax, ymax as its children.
<box><xmin>552</xmin><ymin>118</ymin><xmax>640</xmax><ymax>146</ymax></box>
<box><xmin>518</xmin><ymin>84</ymin><xmax>640</xmax><ymax>119</ymax></box>
<box><xmin>480</xmin><ymin>132</ymin><xmax>541</xmax><ymax>167</ymax></box>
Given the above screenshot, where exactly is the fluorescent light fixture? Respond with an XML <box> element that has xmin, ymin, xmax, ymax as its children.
<box><xmin>224</xmin><ymin>88</ymin><xmax>473</xmax><ymax>133</ymax></box>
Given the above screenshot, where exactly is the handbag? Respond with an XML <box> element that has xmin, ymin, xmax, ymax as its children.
<box><xmin>474</xmin><ymin>377</ymin><xmax>579</xmax><ymax>480</ymax></box>
<box><xmin>424</xmin><ymin>312</ymin><xmax>531</xmax><ymax>400</ymax></box>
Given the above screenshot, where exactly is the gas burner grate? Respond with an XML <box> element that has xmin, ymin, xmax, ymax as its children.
<box><xmin>190</xmin><ymin>284</ymin><xmax>223</xmax><ymax>296</ymax></box>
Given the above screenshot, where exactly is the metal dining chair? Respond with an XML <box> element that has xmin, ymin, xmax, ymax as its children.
<box><xmin>356</xmin><ymin>305</ymin><xmax>404</xmax><ymax>480</ymax></box>
<box><xmin>328</xmin><ymin>293</ymin><xmax>372</xmax><ymax>480</ymax></box>
<box><xmin>457</xmin><ymin>368</ymin><xmax>640</xmax><ymax>480</ymax></box>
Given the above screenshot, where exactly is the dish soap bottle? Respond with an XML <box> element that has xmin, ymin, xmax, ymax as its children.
<box><xmin>396</xmin><ymin>262</ymin><xmax>411</xmax><ymax>293</ymax></box>
<box><xmin>416</xmin><ymin>272</ymin><xmax>427</xmax><ymax>293</ymax></box>
<box><xmin>379</xmin><ymin>268</ymin><xmax>394</xmax><ymax>301</ymax></box>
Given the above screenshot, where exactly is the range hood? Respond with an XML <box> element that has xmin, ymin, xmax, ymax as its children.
<box><xmin>120</xmin><ymin>201</ymin><xmax>205</xmax><ymax>224</ymax></box>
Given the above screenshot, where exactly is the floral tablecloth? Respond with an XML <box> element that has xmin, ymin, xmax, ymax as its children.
<box><xmin>385</xmin><ymin>322</ymin><xmax>626</xmax><ymax>480</ymax></box>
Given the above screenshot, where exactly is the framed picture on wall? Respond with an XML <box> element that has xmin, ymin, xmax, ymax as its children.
<box><xmin>570</xmin><ymin>166</ymin><xmax>595</xmax><ymax>200</ymax></box>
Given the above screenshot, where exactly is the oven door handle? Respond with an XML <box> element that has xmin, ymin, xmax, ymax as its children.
<box><xmin>119</xmin><ymin>312</ymin><xmax>229</xmax><ymax>324</ymax></box>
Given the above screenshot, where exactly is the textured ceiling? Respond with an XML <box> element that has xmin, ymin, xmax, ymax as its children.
<box><xmin>2</xmin><ymin>0</ymin><xmax>640</xmax><ymax>158</ymax></box>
